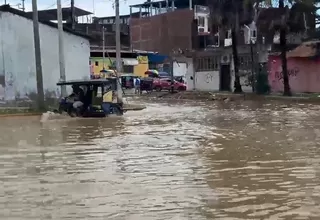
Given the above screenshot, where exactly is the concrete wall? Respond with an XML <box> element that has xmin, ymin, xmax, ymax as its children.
<box><xmin>268</xmin><ymin>56</ymin><xmax>320</xmax><ymax>93</ymax></box>
<box><xmin>130</xmin><ymin>9</ymin><xmax>194</xmax><ymax>54</ymax></box>
<box><xmin>173</xmin><ymin>62</ymin><xmax>187</xmax><ymax>77</ymax></box>
<box><xmin>183</xmin><ymin>58</ymin><xmax>195</xmax><ymax>91</ymax></box>
<box><xmin>194</xmin><ymin>71</ymin><xmax>220</xmax><ymax>91</ymax></box>
<box><xmin>0</xmin><ymin>12</ymin><xmax>90</xmax><ymax>101</ymax></box>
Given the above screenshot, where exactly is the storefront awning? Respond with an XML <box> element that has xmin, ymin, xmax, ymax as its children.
<box><xmin>147</xmin><ymin>54</ymin><xmax>168</xmax><ymax>63</ymax></box>
<box><xmin>122</xmin><ymin>58</ymin><xmax>139</xmax><ymax>66</ymax></box>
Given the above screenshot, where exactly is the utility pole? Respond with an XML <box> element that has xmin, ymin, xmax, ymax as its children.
<box><xmin>32</xmin><ymin>0</ymin><xmax>45</xmax><ymax>111</ymax></box>
<box><xmin>70</xmin><ymin>0</ymin><xmax>75</xmax><ymax>30</ymax></box>
<box><xmin>250</xmin><ymin>39</ymin><xmax>255</xmax><ymax>92</ymax></box>
<box><xmin>102</xmin><ymin>26</ymin><xmax>106</xmax><ymax>70</ymax></box>
<box><xmin>115</xmin><ymin>0</ymin><xmax>123</xmax><ymax>102</ymax></box>
<box><xmin>22</xmin><ymin>0</ymin><xmax>25</xmax><ymax>11</ymax></box>
<box><xmin>57</xmin><ymin>0</ymin><xmax>67</xmax><ymax>96</ymax></box>
<box><xmin>170</xmin><ymin>57</ymin><xmax>174</xmax><ymax>93</ymax></box>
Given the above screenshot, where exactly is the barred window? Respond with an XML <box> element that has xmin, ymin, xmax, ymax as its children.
<box><xmin>196</xmin><ymin>56</ymin><xmax>220</xmax><ymax>72</ymax></box>
<box><xmin>239</xmin><ymin>55</ymin><xmax>250</xmax><ymax>69</ymax></box>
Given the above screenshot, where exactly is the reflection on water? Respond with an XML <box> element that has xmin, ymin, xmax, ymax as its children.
<box><xmin>1</xmin><ymin>99</ymin><xmax>320</xmax><ymax>219</ymax></box>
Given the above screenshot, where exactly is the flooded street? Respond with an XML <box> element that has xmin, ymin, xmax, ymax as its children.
<box><xmin>1</xmin><ymin>99</ymin><xmax>320</xmax><ymax>219</ymax></box>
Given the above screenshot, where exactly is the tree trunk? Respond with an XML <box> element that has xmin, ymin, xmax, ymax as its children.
<box><xmin>279</xmin><ymin>0</ymin><xmax>291</xmax><ymax>96</ymax></box>
<box><xmin>219</xmin><ymin>26</ymin><xmax>225</xmax><ymax>48</ymax></box>
<box><xmin>231</xmin><ymin>28</ymin><xmax>242</xmax><ymax>93</ymax></box>
<box><xmin>231</xmin><ymin>4</ymin><xmax>242</xmax><ymax>94</ymax></box>
<box><xmin>279</xmin><ymin>28</ymin><xmax>291</xmax><ymax>96</ymax></box>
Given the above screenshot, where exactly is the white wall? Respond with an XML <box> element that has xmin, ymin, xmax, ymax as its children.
<box><xmin>194</xmin><ymin>71</ymin><xmax>220</xmax><ymax>91</ymax></box>
<box><xmin>229</xmin><ymin>56</ymin><xmax>253</xmax><ymax>93</ymax></box>
<box><xmin>184</xmin><ymin>58</ymin><xmax>220</xmax><ymax>92</ymax></box>
<box><xmin>0</xmin><ymin>12</ymin><xmax>90</xmax><ymax>100</ymax></box>
<box><xmin>173</xmin><ymin>62</ymin><xmax>187</xmax><ymax>77</ymax></box>
<box><xmin>243</xmin><ymin>21</ymin><xmax>257</xmax><ymax>45</ymax></box>
<box><xmin>184</xmin><ymin>58</ymin><xmax>194</xmax><ymax>90</ymax></box>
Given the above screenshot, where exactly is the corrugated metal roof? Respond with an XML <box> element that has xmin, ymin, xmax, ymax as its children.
<box><xmin>0</xmin><ymin>5</ymin><xmax>92</xmax><ymax>40</ymax></box>
<box><xmin>269</xmin><ymin>40</ymin><xmax>320</xmax><ymax>58</ymax></box>
<box><xmin>286</xmin><ymin>40</ymin><xmax>320</xmax><ymax>58</ymax></box>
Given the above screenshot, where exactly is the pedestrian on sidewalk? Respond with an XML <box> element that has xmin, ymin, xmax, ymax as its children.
<box><xmin>134</xmin><ymin>77</ymin><xmax>141</xmax><ymax>95</ymax></box>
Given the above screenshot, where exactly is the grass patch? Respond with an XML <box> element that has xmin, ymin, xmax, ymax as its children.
<box><xmin>0</xmin><ymin>107</ymin><xmax>43</xmax><ymax>115</ymax></box>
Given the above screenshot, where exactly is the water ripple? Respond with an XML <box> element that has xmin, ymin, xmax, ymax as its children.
<box><xmin>0</xmin><ymin>99</ymin><xmax>320</xmax><ymax>219</ymax></box>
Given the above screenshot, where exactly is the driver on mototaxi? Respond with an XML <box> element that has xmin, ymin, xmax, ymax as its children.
<box><xmin>66</xmin><ymin>85</ymin><xmax>85</xmax><ymax>110</ymax></box>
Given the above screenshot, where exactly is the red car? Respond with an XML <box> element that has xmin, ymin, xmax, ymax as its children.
<box><xmin>153</xmin><ymin>78</ymin><xmax>186</xmax><ymax>91</ymax></box>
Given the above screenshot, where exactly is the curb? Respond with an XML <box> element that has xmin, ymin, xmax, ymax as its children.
<box><xmin>139</xmin><ymin>92</ymin><xmax>320</xmax><ymax>104</ymax></box>
<box><xmin>0</xmin><ymin>113</ymin><xmax>42</xmax><ymax>118</ymax></box>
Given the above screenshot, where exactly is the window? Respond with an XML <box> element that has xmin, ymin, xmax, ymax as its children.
<box><xmin>240</xmin><ymin>57</ymin><xmax>244</xmax><ymax>65</ymax></box>
<box><xmin>198</xmin><ymin>16</ymin><xmax>205</xmax><ymax>27</ymax></box>
<box><xmin>96</xmin><ymin>86</ymin><xmax>102</xmax><ymax>97</ymax></box>
<box><xmin>89</xmin><ymin>61</ymin><xmax>91</xmax><ymax>65</ymax></box>
<box><xmin>226</xmin><ymin>30</ymin><xmax>232</xmax><ymax>39</ymax></box>
<box><xmin>239</xmin><ymin>55</ymin><xmax>251</xmax><ymax>69</ymax></box>
<box><xmin>214</xmin><ymin>57</ymin><xmax>219</xmax><ymax>70</ymax></box>
<box><xmin>123</xmin><ymin>65</ymin><xmax>134</xmax><ymax>73</ymax></box>
<box><xmin>208</xmin><ymin>57</ymin><xmax>214</xmax><ymax>70</ymax></box>
<box><xmin>148</xmin><ymin>63</ymin><xmax>157</xmax><ymax>70</ymax></box>
<box><xmin>122</xmin><ymin>18</ymin><xmax>128</xmax><ymax>24</ymax></box>
<box><xmin>163</xmin><ymin>64</ymin><xmax>170</xmax><ymax>73</ymax></box>
<box><xmin>196</xmin><ymin>56</ymin><xmax>220</xmax><ymax>72</ymax></box>
<box><xmin>251</xmin><ymin>30</ymin><xmax>257</xmax><ymax>38</ymax></box>
<box><xmin>197</xmin><ymin>58</ymin><xmax>203</xmax><ymax>71</ymax></box>
<box><xmin>95</xmin><ymin>61</ymin><xmax>99</xmax><ymax>66</ymax></box>
<box><xmin>203</xmin><ymin>57</ymin><xmax>208</xmax><ymax>70</ymax></box>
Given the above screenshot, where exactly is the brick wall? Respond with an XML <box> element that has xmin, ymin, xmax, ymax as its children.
<box><xmin>130</xmin><ymin>9</ymin><xmax>195</xmax><ymax>54</ymax></box>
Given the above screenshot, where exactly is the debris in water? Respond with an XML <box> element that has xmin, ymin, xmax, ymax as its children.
<box><xmin>40</xmin><ymin>111</ymin><xmax>70</xmax><ymax>122</ymax></box>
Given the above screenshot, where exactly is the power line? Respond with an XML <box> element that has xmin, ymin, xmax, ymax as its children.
<box><xmin>44</xmin><ymin>2</ymin><xmax>57</xmax><ymax>9</ymax></box>
<box><xmin>44</xmin><ymin>0</ymin><xmax>69</xmax><ymax>10</ymax></box>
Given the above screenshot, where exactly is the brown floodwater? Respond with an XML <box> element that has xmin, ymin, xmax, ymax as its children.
<box><xmin>0</xmin><ymin>99</ymin><xmax>320</xmax><ymax>220</ymax></box>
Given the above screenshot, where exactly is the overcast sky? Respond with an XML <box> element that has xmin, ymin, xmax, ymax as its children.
<box><xmin>5</xmin><ymin>0</ymin><xmax>145</xmax><ymax>17</ymax></box>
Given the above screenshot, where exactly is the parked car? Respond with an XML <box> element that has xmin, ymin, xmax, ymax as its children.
<box><xmin>174</xmin><ymin>76</ymin><xmax>185</xmax><ymax>83</ymax></box>
<box><xmin>153</xmin><ymin>78</ymin><xmax>186</xmax><ymax>91</ymax></box>
<box><xmin>140</xmin><ymin>77</ymin><xmax>154</xmax><ymax>93</ymax></box>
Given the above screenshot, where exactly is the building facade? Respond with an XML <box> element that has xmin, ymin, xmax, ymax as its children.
<box><xmin>89</xmin><ymin>54</ymin><xmax>149</xmax><ymax>77</ymax></box>
<box><xmin>0</xmin><ymin>5</ymin><xmax>90</xmax><ymax>102</ymax></box>
<box><xmin>130</xmin><ymin>8</ymin><xmax>196</xmax><ymax>54</ymax></box>
<box><xmin>268</xmin><ymin>41</ymin><xmax>320</xmax><ymax>93</ymax></box>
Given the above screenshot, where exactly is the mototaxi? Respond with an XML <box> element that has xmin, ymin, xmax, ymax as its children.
<box><xmin>57</xmin><ymin>78</ymin><xmax>123</xmax><ymax>117</ymax></box>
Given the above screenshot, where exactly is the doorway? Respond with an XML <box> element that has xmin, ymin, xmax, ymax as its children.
<box><xmin>220</xmin><ymin>64</ymin><xmax>231</xmax><ymax>91</ymax></box>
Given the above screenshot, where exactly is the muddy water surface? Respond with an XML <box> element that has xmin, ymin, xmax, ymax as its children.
<box><xmin>0</xmin><ymin>99</ymin><xmax>320</xmax><ymax>219</ymax></box>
